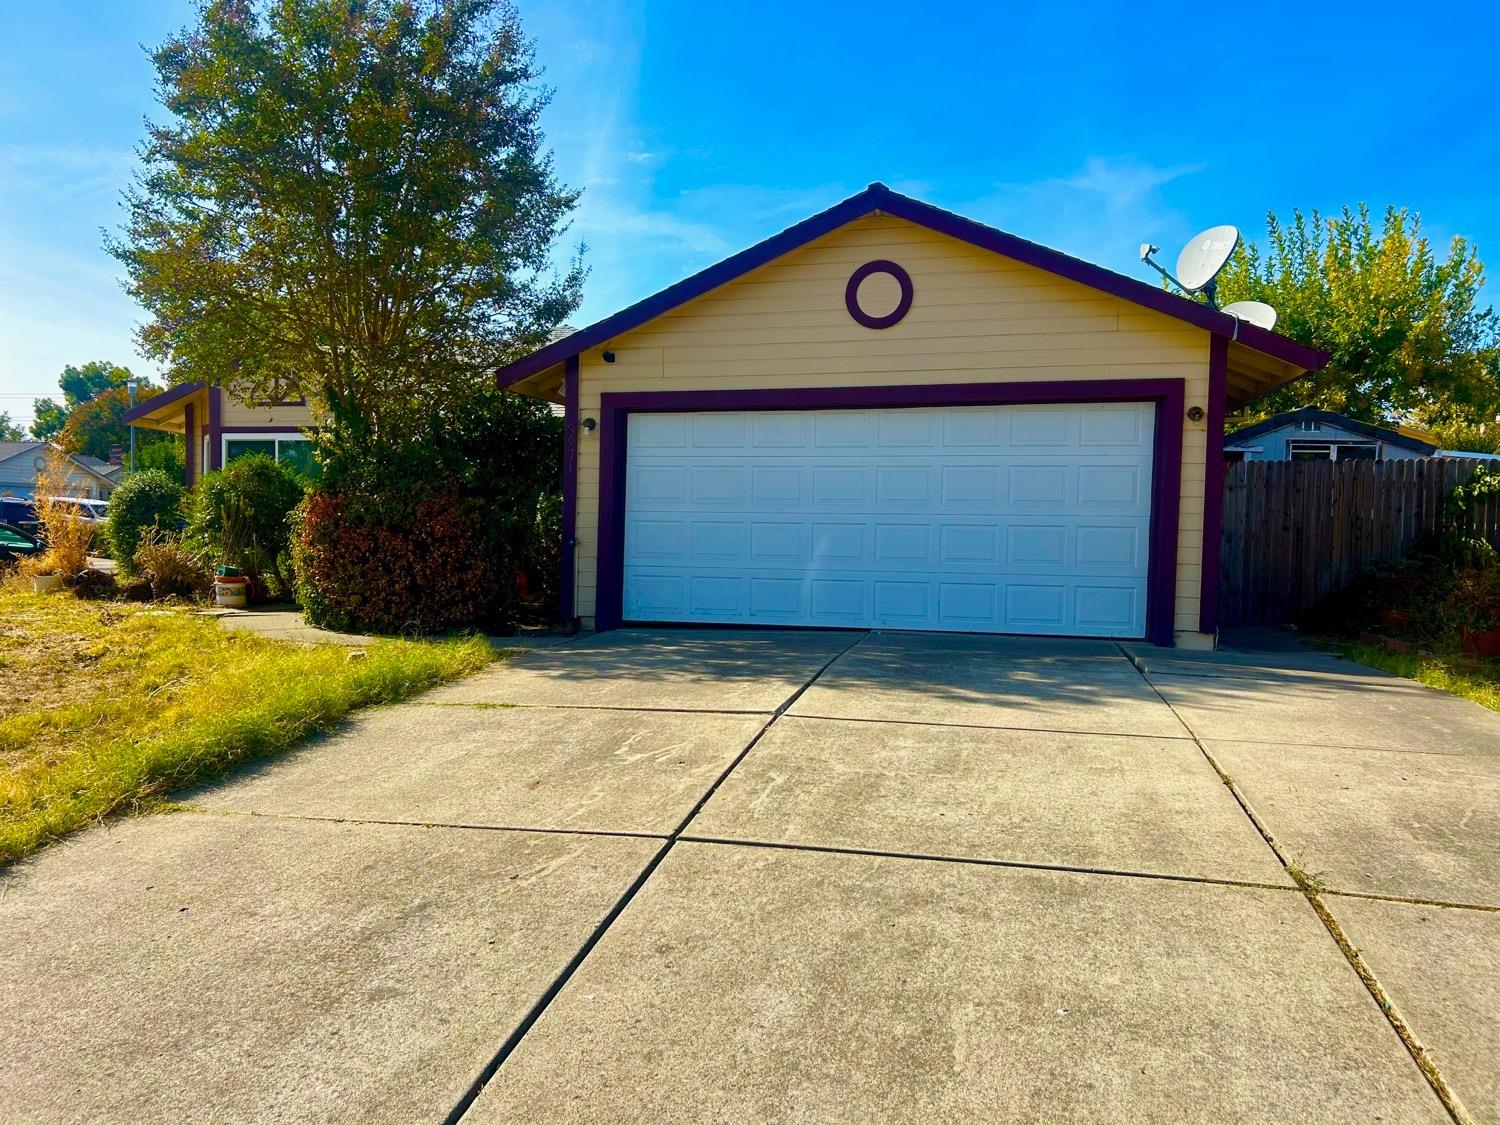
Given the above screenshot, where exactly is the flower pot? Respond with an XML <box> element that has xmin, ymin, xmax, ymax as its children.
<box><xmin>214</xmin><ymin>575</ymin><xmax>249</xmax><ymax>608</ymax></box>
<box><xmin>31</xmin><ymin>573</ymin><xmax>62</xmax><ymax>594</ymax></box>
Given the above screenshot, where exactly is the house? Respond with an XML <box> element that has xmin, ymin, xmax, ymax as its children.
<box><xmin>121</xmin><ymin>384</ymin><xmax>316</xmax><ymax>485</ymax></box>
<box><xmin>0</xmin><ymin>441</ymin><xmax>124</xmax><ymax>501</ymax></box>
<box><xmin>1225</xmin><ymin>408</ymin><xmax>1451</xmax><ymax>462</ymax></box>
<box><xmin>495</xmin><ymin>183</ymin><xmax>1328</xmax><ymax>648</ymax></box>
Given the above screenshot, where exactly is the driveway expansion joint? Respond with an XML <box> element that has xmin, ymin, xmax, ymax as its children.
<box><xmin>441</xmin><ymin>629</ymin><xmax>873</xmax><ymax>1125</ymax></box>
<box><xmin>414</xmin><ymin>701</ymin><xmax>776</xmax><ymax>717</ymax></box>
<box><xmin>675</xmin><ymin>834</ymin><xmax>1300</xmax><ymax>894</ymax></box>
<box><xmin>174</xmin><ymin>806</ymin><xmax>673</xmax><ymax>843</ymax></box>
<box><xmin>785</xmin><ymin>711</ymin><xmax>1199</xmax><ymax>740</ymax></box>
<box><xmin>1117</xmin><ymin>643</ymin><xmax>1475</xmax><ymax>1125</ymax></box>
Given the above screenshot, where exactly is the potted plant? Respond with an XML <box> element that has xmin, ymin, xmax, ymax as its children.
<box><xmin>29</xmin><ymin>566</ymin><xmax>63</xmax><ymax>594</ymax></box>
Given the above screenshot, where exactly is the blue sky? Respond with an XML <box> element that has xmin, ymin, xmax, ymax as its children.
<box><xmin>1</xmin><ymin>1</ymin><xmax>1496</xmax><ymax>427</ymax></box>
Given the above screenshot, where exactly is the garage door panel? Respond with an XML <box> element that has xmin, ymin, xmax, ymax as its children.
<box><xmin>622</xmin><ymin>404</ymin><xmax>1154</xmax><ymax>637</ymax></box>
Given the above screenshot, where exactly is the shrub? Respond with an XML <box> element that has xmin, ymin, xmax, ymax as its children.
<box><xmin>107</xmin><ymin>470</ymin><xmax>183</xmax><ymax>575</ymax></box>
<box><xmin>295</xmin><ymin>389</ymin><xmax>563</xmax><ymax>630</ymax></box>
<box><xmin>74</xmin><ymin>567</ymin><xmax>119</xmax><ymax>600</ymax></box>
<box><xmin>133</xmin><ymin>531</ymin><xmax>203</xmax><ymax>600</ymax></box>
<box><xmin>518</xmin><ymin>491</ymin><xmax>562</xmax><ymax>618</ymax></box>
<box><xmin>28</xmin><ymin>453</ymin><xmax>99</xmax><ymax>582</ymax></box>
<box><xmin>185</xmin><ymin>454</ymin><xmax>306</xmax><ymax>593</ymax></box>
<box><xmin>293</xmin><ymin>488</ymin><xmax>493</xmax><ymax>634</ymax></box>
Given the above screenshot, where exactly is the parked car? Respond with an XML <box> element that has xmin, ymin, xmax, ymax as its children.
<box><xmin>46</xmin><ymin>497</ymin><xmax>110</xmax><ymax>525</ymax></box>
<box><xmin>0</xmin><ymin>496</ymin><xmax>37</xmax><ymax>535</ymax></box>
<box><xmin>0</xmin><ymin>521</ymin><xmax>44</xmax><ymax>563</ymax></box>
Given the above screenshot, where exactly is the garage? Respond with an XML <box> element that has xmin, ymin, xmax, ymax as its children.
<box><xmin>621</xmin><ymin>403</ymin><xmax>1155</xmax><ymax>636</ymax></box>
<box><xmin>493</xmin><ymin>182</ymin><xmax>1328</xmax><ymax>647</ymax></box>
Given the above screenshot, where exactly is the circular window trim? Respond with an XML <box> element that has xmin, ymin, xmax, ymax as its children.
<box><xmin>845</xmin><ymin>259</ymin><xmax>913</xmax><ymax>329</ymax></box>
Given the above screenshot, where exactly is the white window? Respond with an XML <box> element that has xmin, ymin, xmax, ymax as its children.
<box><xmin>1288</xmin><ymin>441</ymin><xmax>1379</xmax><ymax>462</ymax></box>
<box><xmin>222</xmin><ymin>433</ymin><xmax>318</xmax><ymax>476</ymax></box>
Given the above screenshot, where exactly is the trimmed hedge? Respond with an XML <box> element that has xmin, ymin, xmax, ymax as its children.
<box><xmin>105</xmin><ymin>470</ymin><xmax>183</xmax><ymax>575</ymax></box>
<box><xmin>293</xmin><ymin>489</ymin><xmax>494</xmax><ymax>634</ymax></box>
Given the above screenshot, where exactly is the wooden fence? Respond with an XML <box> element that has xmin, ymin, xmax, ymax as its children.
<box><xmin>1217</xmin><ymin>459</ymin><xmax>1500</xmax><ymax>627</ymax></box>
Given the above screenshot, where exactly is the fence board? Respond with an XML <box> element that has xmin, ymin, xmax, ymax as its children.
<box><xmin>1218</xmin><ymin>459</ymin><xmax>1499</xmax><ymax>627</ymax></box>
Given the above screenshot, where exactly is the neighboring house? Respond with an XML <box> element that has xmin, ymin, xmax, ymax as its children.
<box><xmin>0</xmin><ymin>441</ymin><xmax>122</xmax><ymax>501</ymax></box>
<box><xmin>1225</xmin><ymin>408</ymin><xmax>1445</xmax><ymax>462</ymax></box>
<box><xmin>496</xmin><ymin>183</ymin><xmax>1328</xmax><ymax>648</ymax></box>
<box><xmin>121</xmin><ymin>384</ymin><xmax>315</xmax><ymax>485</ymax></box>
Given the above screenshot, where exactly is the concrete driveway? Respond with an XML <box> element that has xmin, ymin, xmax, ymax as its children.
<box><xmin>3</xmin><ymin>630</ymin><xmax>1497</xmax><ymax>1123</ymax></box>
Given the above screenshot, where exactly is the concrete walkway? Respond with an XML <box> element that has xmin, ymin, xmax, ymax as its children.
<box><xmin>3</xmin><ymin>630</ymin><xmax>1497</xmax><ymax>1123</ymax></box>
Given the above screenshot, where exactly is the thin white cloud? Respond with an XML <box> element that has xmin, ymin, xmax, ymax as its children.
<box><xmin>0</xmin><ymin>144</ymin><xmax>135</xmax><ymax>205</ymax></box>
<box><xmin>964</xmin><ymin>156</ymin><xmax>1206</xmax><ymax>274</ymax></box>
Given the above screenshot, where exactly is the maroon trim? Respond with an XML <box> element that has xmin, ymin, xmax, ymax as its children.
<box><xmin>495</xmin><ymin>183</ymin><xmax>1329</xmax><ymax>388</ymax></box>
<box><xmin>845</xmin><ymin>259</ymin><xmax>914</xmax><ymax>328</ymax></box>
<box><xmin>559</xmin><ymin>355</ymin><xmax>580</xmax><ymax>624</ymax></box>
<box><xmin>1199</xmin><ymin>335</ymin><xmax>1229</xmax><ymax>634</ymax></box>
<box><xmin>207</xmin><ymin>387</ymin><xmax>223</xmax><ymax>472</ymax></box>
<box><xmin>121</xmin><ymin>380</ymin><xmax>205</xmax><ymax>424</ymax></box>
<box><xmin>594</xmin><ymin>378</ymin><xmax>1185</xmax><ymax>646</ymax></box>
<box><xmin>219</xmin><ymin>425</ymin><xmax>315</xmax><ymax>433</ymax></box>
<box><xmin>183</xmin><ymin>401</ymin><xmax>197</xmax><ymax>487</ymax></box>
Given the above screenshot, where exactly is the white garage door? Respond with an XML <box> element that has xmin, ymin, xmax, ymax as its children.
<box><xmin>621</xmin><ymin>403</ymin><xmax>1155</xmax><ymax>637</ymax></box>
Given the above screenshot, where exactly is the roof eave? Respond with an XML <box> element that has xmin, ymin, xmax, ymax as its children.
<box><xmin>120</xmin><ymin>381</ymin><xmax>207</xmax><ymax>425</ymax></box>
<box><xmin>496</xmin><ymin>183</ymin><xmax>1331</xmax><ymax>388</ymax></box>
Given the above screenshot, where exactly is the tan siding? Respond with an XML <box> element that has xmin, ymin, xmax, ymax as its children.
<box><xmin>566</xmin><ymin>214</ymin><xmax>1214</xmax><ymax>640</ymax></box>
<box><xmin>219</xmin><ymin>396</ymin><xmax>316</xmax><ymax>430</ymax></box>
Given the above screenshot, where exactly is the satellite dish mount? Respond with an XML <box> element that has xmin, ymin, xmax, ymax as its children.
<box><xmin>1139</xmin><ymin>224</ymin><xmax>1239</xmax><ymax>309</ymax></box>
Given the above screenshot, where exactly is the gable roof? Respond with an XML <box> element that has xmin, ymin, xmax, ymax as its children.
<box><xmin>1227</xmin><ymin>408</ymin><xmax>1439</xmax><ymax>455</ymax></box>
<box><xmin>0</xmin><ymin>441</ymin><xmax>43</xmax><ymax>467</ymax></box>
<box><xmin>120</xmin><ymin>381</ymin><xmax>206</xmax><ymax>425</ymax></box>
<box><xmin>0</xmin><ymin>441</ymin><xmax>124</xmax><ymax>485</ymax></box>
<box><xmin>495</xmin><ymin>182</ymin><xmax>1329</xmax><ymax>389</ymax></box>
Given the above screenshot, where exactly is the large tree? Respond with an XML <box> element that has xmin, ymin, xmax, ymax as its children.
<box><xmin>56</xmin><ymin>384</ymin><xmax>165</xmax><ymax>461</ymax></box>
<box><xmin>1216</xmin><ymin>205</ymin><xmax>1499</xmax><ymax>427</ymax></box>
<box><xmin>111</xmin><ymin>0</ymin><xmax>583</xmax><ymax>468</ymax></box>
<box><xmin>0</xmin><ymin>412</ymin><xmax>25</xmax><ymax>442</ymax></box>
<box><xmin>30</xmin><ymin>360</ymin><xmax>134</xmax><ymax>440</ymax></box>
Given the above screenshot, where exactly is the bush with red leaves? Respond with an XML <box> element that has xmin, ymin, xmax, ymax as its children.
<box><xmin>293</xmin><ymin>489</ymin><xmax>496</xmax><ymax>635</ymax></box>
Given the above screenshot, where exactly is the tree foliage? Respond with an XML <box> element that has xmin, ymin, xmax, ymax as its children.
<box><xmin>112</xmin><ymin>0</ymin><xmax>583</xmax><ymax>465</ymax></box>
<box><xmin>55</xmin><ymin>385</ymin><xmax>165</xmax><ymax>461</ymax></box>
<box><xmin>30</xmin><ymin>361</ymin><xmax>135</xmax><ymax>440</ymax></box>
<box><xmin>1216</xmin><ymin>206</ymin><xmax>1499</xmax><ymax>426</ymax></box>
<box><xmin>0</xmin><ymin>412</ymin><xmax>24</xmax><ymax>442</ymax></box>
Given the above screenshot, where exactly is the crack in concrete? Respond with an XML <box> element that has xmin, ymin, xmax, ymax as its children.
<box><xmin>440</xmin><ymin>628</ymin><xmax>874</xmax><ymax>1125</ymax></box>
<box><xmin>1118</xmin><ymin>642</ymin><xmax>1476</xmax><ymax>1125</ymax></box>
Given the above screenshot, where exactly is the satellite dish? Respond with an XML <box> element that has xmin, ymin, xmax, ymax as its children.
<box><xmin>1221</xmin><ymin>300</ymin><xmax>1277</xmax><ymax>330</ymax></box>
<box><xmin>1139</xmin><ymin>224</ymin><xmax>1240</xmax><ymax>308</ymax></box>
<box><xmin>1175</xmin><ymin>225</ymin><xmax>1239</xmax><ymax>292</ymax></box>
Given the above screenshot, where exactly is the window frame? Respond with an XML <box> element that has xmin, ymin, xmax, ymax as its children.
<box><xmin>1287</xmin><ymin>440</ymin><xmax>1380</xmax><ymax>462</ymax></box>
<box><xmin>221</xmin><ymin>432</ymin><xmax>315</xmax><ymax>469</ymax></box>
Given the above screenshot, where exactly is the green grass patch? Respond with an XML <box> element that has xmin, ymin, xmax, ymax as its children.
<box><xmin>0</xmin><ymin>592</ymin><xmax>494</xmax><ymax>864</ymax></box>
<box><xmin>1325</xmin><ymin>640</ymin><xmax>1500</xmax><ymax>713</ymax></box>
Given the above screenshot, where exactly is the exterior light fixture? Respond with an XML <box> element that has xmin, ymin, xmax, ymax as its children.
<box><xmin>582</xmin><ymin>417</ymin><xmax>597</xmax><ymax>432</ymax></box>
<box><xmin>1186</xmin><ymin>406</ymin><xmax>1206</xmax><ymax>422</ymax></box>
<box><xmin>602</xmin><ymin>350</ymin><xmax>616</xmax><ymax>363</ymax></box>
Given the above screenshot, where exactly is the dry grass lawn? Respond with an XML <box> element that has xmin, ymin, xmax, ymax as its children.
<box><xmin>0</xmin><ymin>592</ymin><xmax>494</xmax><ymax>864</ymax></box>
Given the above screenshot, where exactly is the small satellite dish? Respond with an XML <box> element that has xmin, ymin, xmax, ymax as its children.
<box><xmin>1176</xmin><ymin>225</ymin><xmax>1239</xmax><ymax>292</ymax></box>
<box><xmin>1139</xmin><ymin>224</ymin><xmax>1240</xmax><ymax>308</ymax></box>
<box><xmin>1221</xmin><ymin>300</ymin><xmax>1277</xmax><ymax>330</ymax></box>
